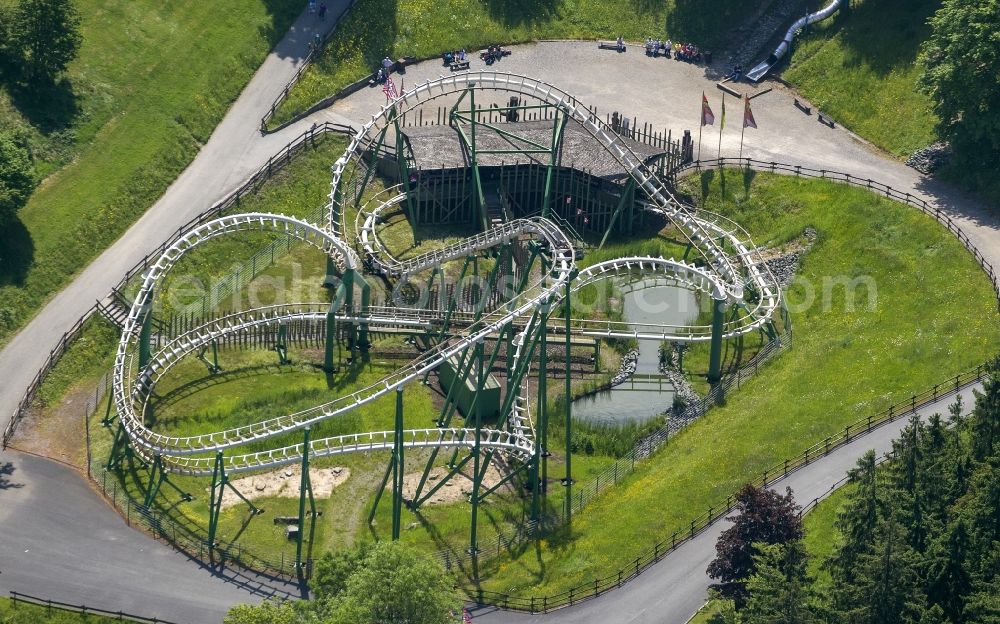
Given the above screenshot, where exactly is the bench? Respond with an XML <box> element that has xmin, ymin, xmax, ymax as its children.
<box><xmin>818</xmin><ymin>112</ymin><xmax>835</xmax><ymax>128</ymax></box>
<box><xmin>794</xmin><ymin>98</ymin><xmax>812</xmax><ymax>115</ymax></box>
<box><xmin>598</xmin><ymin>41</ymin><xmax>626</xmax><ymax>52</ymax></box>
<box><xmin>450</xmin><ymin>60</ymin><xmax>470</xmax><ymax>71</ymax></box>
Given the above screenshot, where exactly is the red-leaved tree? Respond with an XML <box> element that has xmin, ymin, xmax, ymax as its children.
<box><xmin>707</xmin><ymin>483</ymin><xmax>803</xmax><ymax>606</ymax></box>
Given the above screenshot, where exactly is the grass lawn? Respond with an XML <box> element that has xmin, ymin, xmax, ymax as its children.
<box><xmin>466</xmin><ymin>170</ymin><xmax>999</xmax><ymax>598</ymax></box>
<box><xmin>14</xmin><ymin>133</ymin><xmax>345</xmax><ymax>463</ymax></box>
<box><xmin>782</xmin><ymin>0</ymin><xmax>940</xmax><ymax>158</ymax></box>
<box><xmin>0</xmin><ymin>597</ymin><xmax>133</xmax><ymax>623</ymax></box>
<box><xmin>271</xmin><ymin>0</ymin><xmax>769</xmax><ymax>127</ymax></box>
<box><xmin>0</xmin><ymin>0</ymin><xmax>306</xmax><ymax>344</ymax></box>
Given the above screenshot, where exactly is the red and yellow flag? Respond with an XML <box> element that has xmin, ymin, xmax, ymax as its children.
<box><xmin>701</xmin><ymin>92</ymin><xmax>715</xmax><ymax>126</ymax></box>
<box><xmin>743</xmin><ymin>95</ymin><xmax>758</xmax><ymax>129</ymax></box>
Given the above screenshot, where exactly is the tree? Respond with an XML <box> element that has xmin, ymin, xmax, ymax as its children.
<box><xmin>827</xmin><ymin>451</ymin><xmax>880</xmax><ymax>584</ymax></box>
<box><xmin>833</xmin><ymin>512</ymin><xmax>925</xmax><ymax>624</ymax></box>
<box><xmin>11</xmin><ymin>0</ymin><xmax>82</xmax><ymax>83</ymax></box>
<box><xmin>925</xmin><ymin>520</ymin><xmax>973</xmax><ymax>622</ymax></box>
<box><xmin>966</xmin><ymin>575</ymin><xmax>1000</xmax><ymax>624</ymax></box>
<box><xmin>311</xmin><ymin>542</ymin><xmax>372</xmax><ymax>601</ymax></box>
<box><xmin>708</xmin><ymin>484</ymin><xmax>803</xmax><ymax>605</ymax></box>
<box><xmin>918</xmin><ymin>0</ymin><xmax>1000</xmax><ymax>187</ymax></box>
<box><xmin>0</xmin><ymin>131</ymin><xmax>34</xmax><ymax>223</ymax></box>
<box><xmin>969</xmin><ymin>359</ymin><xmax>1000</xmax><ymax>462</ymax></box>
<box><xmin>0</xmin><ymin>3</ymin><xmax>15</xmax><ymax>77</ymax></box>
<box><xmin>328</xmin><ymin>541</ymin><xmax>461</xmax><ymax>624</ymax></box>
<box><xmin>741</xmin><ymin>541</ymin><xmax>819</xmax><ymax>624</ymax></box>
<box><xmin>223</xmin><ymin>600</ymin><xmax>300</xmax><ymax>624</ymax></box>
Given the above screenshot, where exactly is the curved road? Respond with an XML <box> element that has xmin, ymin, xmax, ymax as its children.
<box><xmin>0</xmin><ymin>32</ymin><xmax>997</xmax><ymax>624</ymax></box>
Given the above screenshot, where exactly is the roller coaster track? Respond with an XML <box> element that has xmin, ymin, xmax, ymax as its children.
<box><xmin>110</xmin><ymin>72</ymin><xmax>781</xmax><ymax>481</ymax></box>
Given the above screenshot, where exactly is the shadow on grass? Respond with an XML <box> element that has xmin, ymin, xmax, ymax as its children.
<box><xmin>666</xmin><ymin>0</ymin><xmax>768</xmax><ymax>48</ymax></box>
<box><xmin>818</xmin><ymin>0</ymin><xmax>939</xmax><ymax>76</ymax></box>
<box><xmin>7</xmin><ymin>76</ymin><xmax>80</xmax><ymax>133</ymax></box>
<box><xmin>314</xmin><ymin>0</ymin><xmax>399</xmax><ymax>75</ymax></box>
<box><xmin>261</xmin><ymin>0</ymin><xmax>332</xmax><ymax>61</ymax></box>
<box><xmin>484</xmin><ymin>0</ymin><xmax>562</xmax><ymax>28</ymax></box>
<box><xmin>0</xmin><ymin>216</ymin><xmax>33</xmax><ymax>288</ymax></box>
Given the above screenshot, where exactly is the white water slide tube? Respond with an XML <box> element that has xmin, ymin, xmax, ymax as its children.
<box><xmin>746</xmin><ymin>0</ymin><xmax>843</xmax><ymax>82</ymax></box>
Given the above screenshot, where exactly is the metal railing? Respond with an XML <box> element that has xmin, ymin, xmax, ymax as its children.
<box><xmin>676</xmin><ymin>158</ymin><xmax>1000</xmax><ymax>309</ymax></box>
<box><xmin>8</xmin><ymin>590</ymin><xmax>181</xmax><ymax>624</ymax></box>
<box><xmin>6</xmin><ymin>123</ymin><xmax>356</xmax><ymax>451</ymax></box>
<box><xmin>2</xmin><ymin>305</ymin><xmax>99</xmax><ymax>449</ymax></box>
<box><xmin>259</xmin><ymin>0</ymin><xmax>362</xmax><ymax>131</ymax></box>
<box><xmin>112</xmin><ymin>122</ymin><xmax>355</xmax><ymax>302</ymax></box>
<box><xmin>473</xmin><ymin>364</ymin><xmax>987</xmax><ymax>612</ymax></box>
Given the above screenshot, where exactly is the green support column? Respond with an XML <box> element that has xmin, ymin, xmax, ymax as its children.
<box><xmin>562</xmin><ymin>277</ymin><xmax>574</xmax><ymax>520</ymax></box>
<box><xmin>391</xmin><ymin>388</ymin><xmax>405</xmax><ymax>540</ymax></box>
<box><xmin>207</xmin><ymin>451</ymin><xmax>224</xmax><ymax>553</ymax></box>
<box><xmin>144</xmin><ymin>455</ymin><xmax>164</xmax><ymax>508</ymax></box>
<box><xmin>599</xmin><ymin>178</ymin><xmax>637</xmax><ymax>249</ymax></box>
<box><xmin>532</xmin><ymin>303</ymin><xmax>549</xmax><ymax>523</ymax></box>
<box><xmin>393</xmin><ymin>109</ymin><xmax>417</xmax><ymax>226</ymax></box>
<box><xmin>540</xmin><ymin>110</ymin><xmax>567</xmax><ymax>219</ymax></box>
<box><xmin>275</xmin><ymin>323</ymin><xmax>289</xmax><ymax>365</ymax></box>
<box><xmin>357</xmin><ymin>273</ymin><xmax>371</xmax><ymax>350</ymax></box>
<box><xmin>296</xmin><ymin>427</ymin><xmax>313</xmax><ymax>572</ymax></box>
<box><xmin>324</xmin><ymin>303</ymin><xmax>338</xmax><ymax>373</ymax></box>
<box><xmin>469</xmin><ymin>339</ymin><xmax>484</xmax><ymax>555</ymax></box>
<box><xmin>708</xmin><ymin>298</ymin><xmax>727</xmax><ymax>384</ymax></box>
<box><xmin>138</xmin><ymin>295</ymin><xmax>152</xmax><ymax>370</ymax></box>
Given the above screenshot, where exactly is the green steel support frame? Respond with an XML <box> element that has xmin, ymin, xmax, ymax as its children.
<box><xmin>295</xmin><ymin>427</ymin><xmax>316</xmax><ymax>572</ymax></box>
<box><xmin>708</xmin><ymin>298</ymin><xmax>727</xmax><ymax>384</ymax></box>
<box><xmin>391</xmin><ymin>388</ymin><xmax>405</xmax><ymax>540</ymax></box>
<box><xmin>469</xmin><ymin>339</ymin><xmax>485</xmax><ymax>555</ymax></box>
<box><xmin>275</xmin><ymin>324</ymin><xmax>290</xmax><ymax>365</ymax></box>
<box><xmin>599</xmin><ymin>178</ymin><xmax>637</xmax><ymax>249</ymax></box>
<box><xmin>207</xmin><ymin>451</ymin><xmax>262</xmax><ymax>557</ymax></box>
<box><xmin>562</xmin><ymin>275</ymin><xmax>575</xmax><ymax>520</ymax></box>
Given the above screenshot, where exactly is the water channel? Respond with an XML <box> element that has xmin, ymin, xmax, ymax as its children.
<box><xmin>571</xmin><ymin>283</ymin><xmax>699</xmax><ymax>426</ymax></box>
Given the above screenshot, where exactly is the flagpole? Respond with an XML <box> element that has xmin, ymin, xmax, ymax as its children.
<box><xmin>697</xmin><ymin>94</ymin><xmax>704</xmax><ymax>161</ymax></box>
<box><xmin>739</xmin><ymin>119</ymin><xmax>746</xmax><ymax>162</ymax></box>
<box><xmin>697</xmin><ymin>120</ymin><xmax>703</xmax><ymax>162</ymax></box>
<box><xmin>717</xmin><ymin>92</ymin><xmax>725</xmax><ymax>162</ymax></box>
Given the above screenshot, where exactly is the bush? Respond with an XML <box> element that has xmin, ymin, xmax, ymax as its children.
<box><xmin>0</xmin><ymin>130</ymin><xmax>35</xmax><ymax>223</ymax></box>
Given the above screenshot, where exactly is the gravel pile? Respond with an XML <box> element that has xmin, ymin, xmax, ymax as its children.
<box><xmin>906</xmin><ymin>142</ymin><xmax>952</xmax><ymax>174</ymax></box>
<box><xmin>609</xmin><ymin>348</ymin><xmax>639</xmax><ymax>387</ymax></box>
<box><xmin>658</xmin><ymin>344</ymin><xmax>701</xmax><ymax>409</ymax></box>
<box><xmin>765</xmin><ymin>227</ymin><xmax>817</xmax><ymax>287</ymax></box>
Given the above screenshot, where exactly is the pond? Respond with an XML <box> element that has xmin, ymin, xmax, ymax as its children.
<box><xmin>570</xmin><ymin>283</ymin><xmax>699</xmax><ymax>426</ymax></box>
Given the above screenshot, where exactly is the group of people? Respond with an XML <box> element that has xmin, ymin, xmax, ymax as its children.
<box><xmin>307</xmin><ymin>0</ymin><xmax>328</xmax><ymax>20</ymax></box>
<box><xmin>441</xmin><ymin>45</ymin><xmax>509</xmax><ymax>67</ymax></box>
<box><xmin>375</xmin><ymin>56</ymin><xmax>394</xmax><ymax>83</ymax></box>
<box><xmin>442</xmin><ymin>49</ymin><xmax>468</xmax><ymax>65</ymax></box>
<box><xmin>644</xmin><ymin>38</ymin><xmax>672</xmax><ymax>57</ymax></box>
<box><xmin>643</xmin><ymin>37</ymin><xmax>703</xmax><ymax>62</ymax></box>
<box><xmin>480</xmin><ymin>44</ymin><xmax>509</xmax><ymax>65</ymax></box>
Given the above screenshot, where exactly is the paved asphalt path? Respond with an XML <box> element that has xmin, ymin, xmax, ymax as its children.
<box><xmin>0</xmin><ymin>2</ymin><xmax>354</xmax><ymax>427</ymax></box>
<box><xmin>468</xmin><ymin>382</ymin><xmax>981</xmax><ymax>624</ymax></box>
<box><xmin>0</xmin><ymin>450</ymin><xmax>304</xmax><ymax>623</ymax></box>
<box><xmin>0</xmin><ymin>34</ymin><xmax>997</xmax><ymax>624</ymax></box>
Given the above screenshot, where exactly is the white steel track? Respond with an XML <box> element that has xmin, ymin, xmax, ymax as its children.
<box><xmin>111</xmin><ymin>73</ymin><xmax>781</xmax><ymax>478</ymax></box>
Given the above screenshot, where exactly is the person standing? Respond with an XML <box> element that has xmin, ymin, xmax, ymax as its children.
<box><xmin>382</xmin><ymin>56</ymin><xmax>393</xmax><ymax>76</ymax></box>
<box><xmin>308</xmin><ymin>0</ymin><xmax>316</xmax><ymax>14</ymax></box>
<box><xmin>318</xmin><ymin>2</ymin><xmax>327</xmax><ymax>20</ymax></box>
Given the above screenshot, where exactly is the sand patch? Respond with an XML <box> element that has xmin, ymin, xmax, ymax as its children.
<box><xmin>394</xmin><ymin>463</ymin><xmax>509</xmax><ymax>506</ymax></box>
<box><xmin>214</xmin><ymin>465</ymin><xmax>350</xmax><ymax>510</ymax></box>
